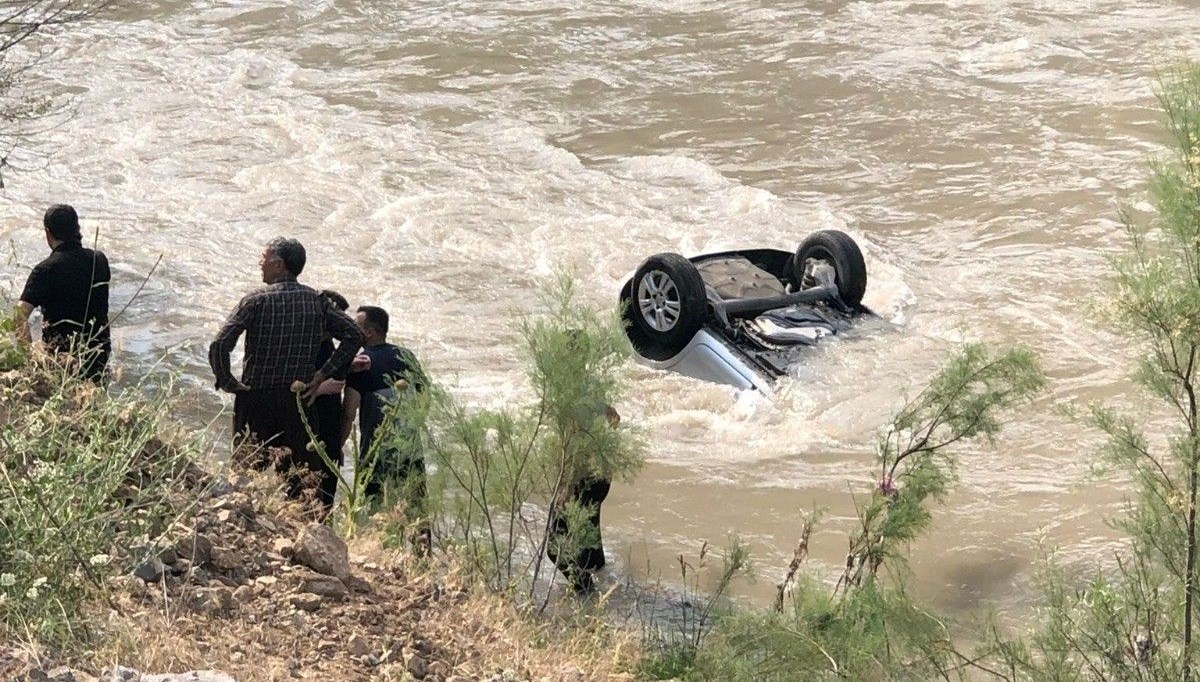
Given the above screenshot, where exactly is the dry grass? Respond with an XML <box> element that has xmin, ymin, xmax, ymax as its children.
<box><xmin>76</xmin><ymin>470</ymin><xmax>642</xmax><ymax>681</ymax></box>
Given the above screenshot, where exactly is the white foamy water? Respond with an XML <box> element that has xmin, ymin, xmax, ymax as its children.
<box><xmin>2</xmin><ymin>0</ymin><xmax>1199</xmax><ymax>618</ymax></box>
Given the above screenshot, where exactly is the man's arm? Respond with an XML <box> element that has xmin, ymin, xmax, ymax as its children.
<box><xmin>12</xmin><ymin>301</ymin><xmax>33</xmax><ymax>343</ymax></box>
<box><xmin>15</xmin><ymin>263</ymin><xmax>48</xmax><ymax>344</ymax></box>
<box><xmin>305</xmin><ymin>308</ymin><xmax>363</xmax><ymax>398</ymax></box>
<box><xmin>340</xmin><ymin>386</ymin><xmax>361</xmax><ymax>450</ymax></box>
<box><xmin>208</xmin><ymin>297</ymin><xmax>254</xmax><ymax>393</ymax></box>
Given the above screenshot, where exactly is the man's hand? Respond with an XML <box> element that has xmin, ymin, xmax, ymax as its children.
<box><xmin>299</xmin><ymin>370</ymin><xmax>328</xmax><ymax>404</ymax></box>
<box><xmin>303</xmin><ymin>378</ymin><xmax>345</xmax><ymax>406</ymax></box>
<box><xmin>350</xmin><ymin>352</ymin><xmax>371</xmax><ymax>373</ymax></box>
<box><xmin>220</xmin><ymin>379</ymin><xmax>251</xmax><ymax>394</ymax></box>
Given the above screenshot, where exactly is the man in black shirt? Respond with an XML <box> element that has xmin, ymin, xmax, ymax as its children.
<box><xmin>341</xmin><ymin>306</ymin><xmax>428</xmax><ymax>522</ymax></box>
<box><xmin>208</xmin><ymin>237</ymin><xmax>362</xmax><ymax>506</ymax></box>
<box><xmin>15</xmin><ymin>205</ymin><xmax>111</xmax><ymax>381</ymax></box>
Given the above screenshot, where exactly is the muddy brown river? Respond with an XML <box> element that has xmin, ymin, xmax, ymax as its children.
<box><xmin>3</xmin><ymin>0</ymin><xmax>1198</xmax><ymax>622</ymax></box>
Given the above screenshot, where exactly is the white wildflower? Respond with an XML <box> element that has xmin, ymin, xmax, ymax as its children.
<box><xmin>31</xmin><ymin>577</ymin><xmax>46</xmax><ymax>588</ymax></box>
<box><xmin>25</xmin><ymin>586</ymin><xmax>38</xmax><ymax>599</ymax></box>
<box><xmin>88</xmin><ymin>554</ymin><xmax>111</xmax><ymax>566</ymax></box>
<box><xmin>0</xmin><ymin>573</ymin><xmax>14</xmax><ymax>587</ymax></box>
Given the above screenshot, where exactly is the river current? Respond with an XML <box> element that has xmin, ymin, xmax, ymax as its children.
<box><xmin>3</xmin><ymin>0</ymin><xmax>1200</xmax><ymax>618</ymax></box>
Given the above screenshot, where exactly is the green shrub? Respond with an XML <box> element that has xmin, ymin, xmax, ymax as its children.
<box><xmin>0</xmin><ymin>362</ymin><xmax>205</xmax><ymax>650</ymax></box>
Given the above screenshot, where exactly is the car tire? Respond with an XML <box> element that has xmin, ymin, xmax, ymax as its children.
<box><xmin>792</xmin><ymin>230</ymin><xmax>867</xmax><ymax>305</ymax></box>
<box><xmin>622</xmin><ymin>253</ymin><xmax>708</xmax><ymax>361</ymax></box>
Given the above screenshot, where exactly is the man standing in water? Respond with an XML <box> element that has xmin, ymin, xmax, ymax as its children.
<box><xmin>548</xmin><ymin>404</ymin><xmax>620</xmax><ymax>595</ymax></box>
<box><xmin>208</xmin><ymin>237</ymin><xmax>362</xmax><ymax>504</ymax></box>
<box><xmin>341</xmin><ymin>306</ymin><xmax>428</xmax><ymax>537</ymax></box>
<box><xmin>14</xmin><ymin>204</ymin><xmax>111</xmax><ymax>381</ymax></box>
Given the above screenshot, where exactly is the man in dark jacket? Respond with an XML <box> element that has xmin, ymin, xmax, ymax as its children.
<box><xmin>208</xmin><ymin>237</ymin><xmax>363</xmax><ymax>505</ymax></box>
<box><xmin>341</xmin><ymin>306</ymin><xmax>428</xmax><ymax>539</ymax></box>
<box><xmin>14</xmin><ymin>204</ymin><xmax>111</xmax><ymax>381</ymax></box>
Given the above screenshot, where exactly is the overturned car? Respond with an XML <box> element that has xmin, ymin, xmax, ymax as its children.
<box><xmin>618</xmin><ymin>230</ymin><xmax>873</xmax><ymax>393</ymax></box>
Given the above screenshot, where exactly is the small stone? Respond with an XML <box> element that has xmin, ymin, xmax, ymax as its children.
<box><xmin>404</xmin><ymin>650</ymin><xmax>428</xmax><ymax>679</ymax></box>
<box><xmin>344</xmin><ymin>575</ymin><xmax>373</xmax><ymax>594</ymax></box>
<box><xmin>556</xmin><ymin>665</ymin><xmax>585</xmax><ymax>682</ymax></box>
<box><xmin>209</xmin><ymin>548</ymin><xmax>240</xmax><ymax>571</ymax></box>
<box><xmin>256</xmin><ymin>517</ymin><xmax>277</xmax><ymax>532</ymax></box>
<box><xmin>134</xmin><ymin>557</ymin><xmax>165</xmax><ymax>583</ymax></box>
<box><xmin>254</xmin><ymin>575</ymin><xmax>277</xmax><ymax>587</ymax></box>
<box><xmin>348</xmin><ymin>634</ymin><xmax>369</xmax><ymax>657</ymax></box>
<box><xmin>446</xmin><ymin>677</ymin><xmax>470</xmax><ymax>682</ymax></box>
<box><xmin>100</xmin><ymin>667</ymin><xmax>141</xmax><ymax>682</ymax></box>
<box><xmin>232</xmin><ymin>585</ymin><xmax>253</xmax><ymax>604</ymax></box>
<box><xmin>301</xmin><ymin>576</ymin><xmax>347</xmax><ymax>598</ymax></box>
<box><xmin>291</xmin><ymin>593</ymin><xmax>322</xmax><ymax>612</ymax></box>
<box><xmin>216</xmin><ymin>510</ymin><xmax>234</xmax><ymax>524</ymax></box>
<box><xmin>158</xmin><ymin>546</ymin><xmax>179</xmax><ymax>566</ymax></box>
<box><xmin>141</xmin><ymin>673</ymin><xmax>237</xmax><ymax>682</ymax></box>
<box><xmin>272</xmin><ymin>538</ymin><xmax>295</xmax><ymax>556</ymax></box>
<box><xmin>317</xmin><ymin>640</ymin><xmax>337</xmax><ymax>653</ymax></box>
<box><xmin>293</xmin><ymin>524</ymin><xmax>350</xmax><ymax>579</ymax></box>
<box><xmin>173</xmin><ymin>534</ymin><xmax>213</xmax><ymax>566</ymax></box>
<box><xmin>29</xmin><ymin>667</ymin><xmax>79</xmax><ymax>682</ymax></box>
<box><xmin>289</xmin><ymin>611</ymin><xmax>307</xmax><ymax>628</ymax></box>
<box><xmin>187</xmin><ymin>587</ymin><xmax>234</xmax><ymax>615</ymax></box>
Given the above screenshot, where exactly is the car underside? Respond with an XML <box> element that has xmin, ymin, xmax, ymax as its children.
<box><xmin>618</xmin><ymin>230</ymin><xmax>873</xmax><ymax>392</ymax></box>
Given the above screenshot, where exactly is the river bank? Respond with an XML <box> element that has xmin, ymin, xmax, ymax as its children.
<box><xmin>0</xmin><ymin>360</ymin><xmax>640</xmax><ymax>682</ymax></box>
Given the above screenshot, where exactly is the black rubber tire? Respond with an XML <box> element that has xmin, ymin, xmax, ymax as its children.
<box><xmin>792</xmin><ymin>230</ymin><xmax>867</xmax><ymax>305</ymax></box>
<box><xmin>622</xmin><ymin>253</ymin><xmax>707</xmax><ymax>361</ymax></box>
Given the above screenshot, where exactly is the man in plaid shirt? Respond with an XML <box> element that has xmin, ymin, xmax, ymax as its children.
<box><xmin>209</xmin><ymin>237</ymin><xmax>363</xmax><ymax>507</ymax></box>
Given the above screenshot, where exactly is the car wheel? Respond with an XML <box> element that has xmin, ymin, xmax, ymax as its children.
<box><xmin>792</xmin><ymin>230</ymin><xmax>867</xmax><ymax>305</ymax></box>
<box><xmin>623</xmin><ymin>253</ymin><xmax>708</xmax><ymax>361</ymax></box>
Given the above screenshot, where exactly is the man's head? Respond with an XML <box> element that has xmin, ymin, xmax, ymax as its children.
<box><xmin>259</xmin><ymin>237</ymin><xmax>306</xmax><ymax>284</ymax></box>
<box><xmin>43</xmin><ymin>204</ymin><xmax>81</xmax><ymax>245</ymax></box>
<box><xmin>354</xmin><ymin>305</ymin><xmax>389</xmax><ymax>345</ymax></box>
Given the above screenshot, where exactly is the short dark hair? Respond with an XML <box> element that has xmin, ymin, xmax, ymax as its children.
<box><xmin>319</xmin><ymin>289</ymin><xmax>349</xmax><ymax>311</ymax></box>
<box><xmin>357</xmin><ymin>305</ymin><xmax>389</xmax><ymax>336</ymax></box>
<box><xmin>44</xmin><ymin>204</ymin><xmax>81</xmax><ymax>242</ymax></box>
<box><xmin>265</xmin><ymin>237</ymin><xmax>306</xmax><ymax>276</ymax></box>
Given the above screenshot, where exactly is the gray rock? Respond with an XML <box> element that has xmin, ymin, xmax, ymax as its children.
<box><xmin>100</xmin><ymin>667</ymin><xmax>141</xmax><ymax>682</ymax></box>
<box><xmin>186</xmin><ymin>587</ymin><xmax>234</xmax><ymax>615</ymax></box>
<box><xmin>231</xmin><ymin>585</ymin><xmax>253</xmax><ymax>604</ymax></box>
<box><xmin>26</xmin><ymin>667</ymin><xmax>80</xmax><ymax>682</ymax></box>
<box><xmin>133</xmin><ymin>557</ymin><xmax>165</xmax><ymax>583</ymax></box>
<box><xmin>404</xmin><ymin>650</ymin><xmax>428</xmax><ymax>679</ymax></box>
<box><xmin>157</xmin><ymin>546</ymin><xmax>179</xmax><ymax>566</ymax></box>
<box><xmin>293</xmin><ymin>524</ymin><xmax>349</xmax><ymax>579</ymax></box>
<box><xmin>347</xmin><ymin>633</ymin><xmax>370</xmax><ymax>657</ymax></box>
<box><xmin>141</xmin><ymin>673</ymin><xmax>236</xmax><ymax>682</ymax></box>
<box><xmin>301</xmin><ymin>576</ymin><xmax>347</xmax><ymax>598</ymax></box>
<box><xmin>173</xmin><ymin>534</ymin><xmax>213</xmax><ymax>566</ymax></box>
<box><xmin>291</xmin><ymin>593</ymin><xmax>323</xmax><ymax>612</ymax></box>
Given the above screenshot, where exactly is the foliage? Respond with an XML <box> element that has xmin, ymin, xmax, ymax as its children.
<box><xmin>0</xmin><ymin>360</ymin><xmax>206</xmax><ymax>650</ymax></box>
<box><xmin>657</xmin><ymin>343</ymin><xmax>1044</xmax><ymax>681</ymax></box>
<box><xmin>0</xmin><ymin>312</ymin><xmax>30</xmax><ymax>369</ymax></box>
<box><xmin>298</xmin><ymin>372</ymin><xmax>429</xmax><ymax>540</ymax></box>
<box><xmin>638</xmin><ymin>538</ymin><xmax>754</xmax><ymax>680</ymax></box>
<box><xmin>416</xmin><ymin>273</ymin><xmax>645</xmax><ymax>605</ymax></box>
<box><xmin>983</xmin><ymin>61</ymin><xmax>1200</xmax><ymax>682</ymax></box>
